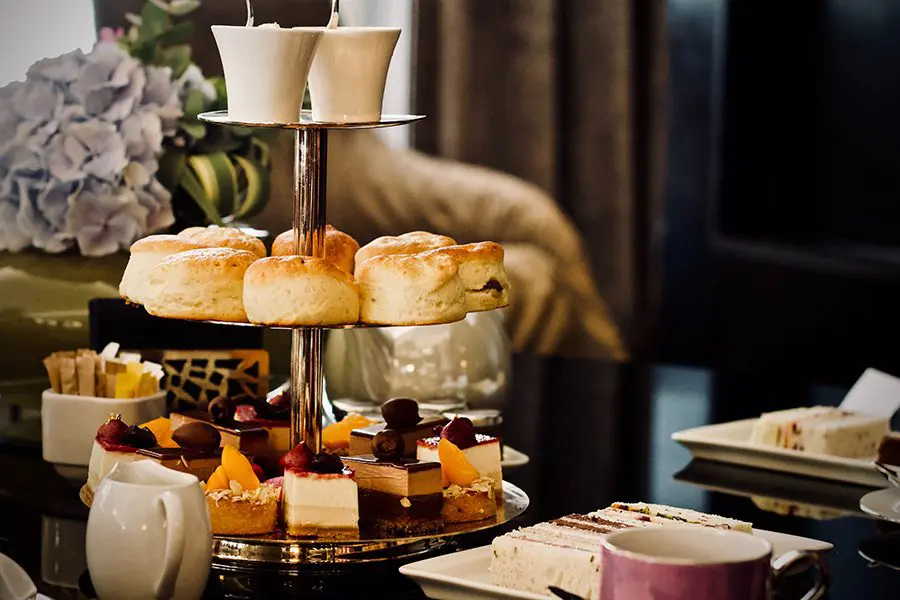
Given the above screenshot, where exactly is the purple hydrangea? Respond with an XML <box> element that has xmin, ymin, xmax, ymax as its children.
<box><xmin>0</xmin><ymin>41</ymin><xmax>180</xmax><ymax>255</ymax></box>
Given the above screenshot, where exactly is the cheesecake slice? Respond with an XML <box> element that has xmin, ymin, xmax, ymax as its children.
<box><xmin>281</xmin><ymin>443</ymin><xmax>359</xmax><ymax>539</ymax></box>
<box><xmin>83</xmin><ymin>415</ymin><xmax>157</xmax><ymax>506</ymax></box>
<box><xmin>417</xmin><ymin>417</ymin><xmax>503</xmax><ymax>497</ymax></box>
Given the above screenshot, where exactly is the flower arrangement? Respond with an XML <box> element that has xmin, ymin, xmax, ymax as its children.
<box><xmin>0</xmin><ymin>0</ymin><xmax>270</xmax><ymax>256</ymax></box>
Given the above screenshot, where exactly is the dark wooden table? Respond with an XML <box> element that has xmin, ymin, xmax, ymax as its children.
<box><xmin>3</xmin><ymin>360</ymin><xmax>900</xmax><ymax>598</ymax></box>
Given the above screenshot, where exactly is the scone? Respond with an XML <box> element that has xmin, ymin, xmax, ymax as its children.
<box><xmin>243</xmin><ymin>256</ymin><xmax>360</xmax><ymax>326</ymax></box>
<box><xmin>356</xmin><ymin>252</ymin><xmax>466</xmax><ymax>325</ymax></box>
<box><xmin>143</xmin><ymin>247</ymin><xmax>257</xmax><ymax>322</ymax></box>
<box><xmin>178</xmin><ymin>225</ymin><xmax>267</xmax><ymax>258</ymax></box>
<box><xmin>119</xmin><ymin>235</ymin><xmax>206</xmax><ymax>304</ymax></box>
<box><xmin>271</xmin><ymin>225</ymin><xmax>359</xmax><ymax>274</ymax></box>
<box><xmin>425</xmin><ymin>242</ymin><xmax>510</xmax><ymax>312</ymax></box>
<box><xmin>355</xmin><ymin>231</ymin><xmax>456</xmax><ymax>270</ymax></box>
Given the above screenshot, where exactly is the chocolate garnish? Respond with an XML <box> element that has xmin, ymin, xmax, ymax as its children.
<box><xmin>121</xmin><ymin>424</ymin><xmax>157</xmax><ymax>449</ymax></box>
<box><xmin>310</xmin><ymin>452</ymin><xmax>344</xmax><ymax>475</ymax></box>
<box><xmin>440</xmin><ymin>417</ymin><xmax>477</xmax><ymax>449</ymax></box>
<box><xmin>172</xmin><ymin>422</ymin><xmax>221</xmax><ymax>452</ymax></box>
<box><xmin>372</xmin><ymin>429</ymin><xmax>405</xmax><ymax>461</ymax></box>
<box><xmin>381</xmin><ymin>398</ymin><xmax>422</xmax><ymax>430</ymax></box>
<box><xmin>208</xmin><ymin>396</ymin><xmax>236</xmax><ymax>424</ymax></box>
<box><xmin>97</xmin><ymin>414</ymin><xmax>128</xmax><ymax>445</ymax></box>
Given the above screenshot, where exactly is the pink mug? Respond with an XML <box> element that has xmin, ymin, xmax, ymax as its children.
<box><xmin>599</xmin><ymin>527</ymin><xmax>828</xmax><ymax>600</ymax></box>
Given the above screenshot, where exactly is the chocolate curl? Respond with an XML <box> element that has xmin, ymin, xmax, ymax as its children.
<box><xmin>43</xmin><ymin>354</ymin><xmax>61</xmax><ymax>393</ymax></box>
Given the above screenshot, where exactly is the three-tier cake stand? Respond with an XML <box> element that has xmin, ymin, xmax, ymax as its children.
<box><xmin>192</xmin><ymin>110</ymin><xmax>528</xmax><ymax>571</ymax></box>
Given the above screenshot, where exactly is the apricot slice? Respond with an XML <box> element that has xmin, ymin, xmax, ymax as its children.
<box><xmin>157</xmin><ymin>432</ymin><xmax>179</xmax><ymax>448</ymax></box>
<box><xmin>322</xmin><ymin>413</ymin><xmax>374</xmax><ymax>450</ymax></box>
<box><xmin>206</xmin><ymin>465</ymin><xmax>229</xmax><ymax>490</ymax></box>
<box><xmin>140</xmin><ymin>417</ymin><xmax>171</xmax><ymax>441</ymax></box>
<box><xmin>437</xmin><ymin>438</ymin><xmax>479</xmax><ymax>487</ymax></box>
<box><xmin>222</xmin><ymin>445</ymin><xmax>259</xmax><ymax>490</ymax></box>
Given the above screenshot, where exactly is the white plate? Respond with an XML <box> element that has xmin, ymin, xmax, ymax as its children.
<box><xmin>502</xmin><ymin>446</ymin><xmax>530</xmax><ymax>469</ymax></box>
<box><xmin>400</xmin><ymin>530</ymin><xmax>833</xmax><ymax>600</ymax></box>
<box><xmin>671</xmin><ymin>419</ymin><xmax>885</xmax><ymax>487</ymax></box>
<box><xmin>860</xmin><ymin>487</ymin><xmax>900</xmax><ymax>523</ymax></box>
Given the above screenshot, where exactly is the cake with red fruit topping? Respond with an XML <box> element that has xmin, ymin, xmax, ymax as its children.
<box><xmin>202</xmin><ymin>445</ymin><xmax>279</xmax><ymax>535</ymax></box>
<box><xmin>417</xmin><ymin>417</ymin><xmax>503</xmax><ymax>496</ymax></box>
<box><xmin>281</xmin><ymin>443</ymin><xmax>359</xmax><ymax>539</ymax></box>
<box><xmin>83</xmin><ymin>415</ymin><xmax>157</xmax><ymax>506</ymax></box>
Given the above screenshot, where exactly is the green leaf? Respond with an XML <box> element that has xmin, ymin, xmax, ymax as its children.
<box><xmin>138</xmin><ymin>2</ymin><xmax>171</xmax><ymax>43</ymax></box>
<box><xmin>184</xmin><ymin>88</ymin><xmax>208</xmax><ymax>118</ymax></box>
<box><xmin>157</xmin><ymin>44</ymin><xmax>192</xmax><ymax>78</ymax></box>
<box><xmin>232</xmin><ymin>155</ymin><xmax>271</xmax><ymax>219</ymax></box>
<box><xmin>188</xmin><ymin>152</ymin><xmax>239</xmax><ymax>217</ymax></box>
<box><xmin>158</xmin><ymin>20</ymin><xmax>194</xmax><ymax>46</ymax></box>
<box><xmin>157</xmin><ymin>150</ymin><xmax>187</xmax><ymax>192</ymax></box>
<box><xmin>167</xmin><ymin>0</ymin><xmax>202</xmax><ymax>16</ymax></box>
<box><xmin>181</xmin><ymin>169</ymin><xmax>224</xmax><ymax>226</ymax></box>
<box><xmin>181</xmin><ymin>121</ymin><xmax>207</xmax><ymax>139</ymax></box>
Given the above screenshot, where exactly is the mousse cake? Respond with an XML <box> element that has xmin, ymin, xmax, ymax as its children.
<box><xmin>749</xmin><ymin>406</ymin><xmax>889</xmax><ymax>458</ymax></box>
<box><xmin>281</xmin><ymin>443</ymin><xmax>359</xmax><ymax>539</ymax></box>
<box><xmin>136</xmin><ymin>421</ymin><xmax>223</xmax><ymax>483</ymax></box>
<box><xmin>490</xmin><ymin>504</ymin><xmax>753</xmax><ymax>600</ymax></box>
<box><xmin>417</xmin><ymin>417</ymin><xmax>503</xmax><ymax>496</ymax></box>
<box><xmin>84</xmin><ymin>415</ymin><xmax>156</xmax><ymax>506</ymax></box>
<box><xmin>203</xmin><ymin>445</ymin><xmax>278</xmax><ymax>535</ymax></box>
<box><xmin>349</xmin><ymin>398</ymin><xmax>447</xmax><ymax>459</ymax></box>
<box><xmin>170</xmin><ymin>396</ymin><xmax>270</xmax><ymax>460</ymax></box>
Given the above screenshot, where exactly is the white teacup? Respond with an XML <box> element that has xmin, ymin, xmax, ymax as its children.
<box><xmin>86</xmin><ymin>461</ymin><xmax>211</xmax><ymax>600</ymax></box>
<box><xmin>212</xmin><ymin>25</ymin><xmax>323</xmax><ymax>123</ymax></box>
<box><xmin>308</xmin><ymin>27</ymin><xmax>401</xmax><ymax>123</ymax></box>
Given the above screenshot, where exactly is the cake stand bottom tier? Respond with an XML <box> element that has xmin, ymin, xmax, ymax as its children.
<box><xmin>212</xmin><ymin>482</ymin><xmax>529</xmax><ymax>570</ymax></box>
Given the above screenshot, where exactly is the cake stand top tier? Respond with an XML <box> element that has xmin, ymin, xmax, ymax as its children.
<box><xmin>199</xmin><ymin>110</ymin><xmax>425</xmax><ymax>130</ymax></box>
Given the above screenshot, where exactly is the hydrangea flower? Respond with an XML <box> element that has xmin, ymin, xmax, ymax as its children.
<box><xmin>0</xmin><ymin>41</ymin><xmax>180</xmax><ymax>255</ymax></box>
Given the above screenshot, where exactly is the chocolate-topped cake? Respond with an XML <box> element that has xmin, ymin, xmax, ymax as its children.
<box><xmin>136</xmin><ymin>422</ymin><xmax>223</xmax><ymax>483</ymax></box>
<box><xmin>349</xmin><ymin>398</ymin><xmax>447</xmax><ymax>458</ymax></box>
<box><xmin>170</xmin><ymin>396</ymin><xmax>273</xmax><ymax>461</ymax></box>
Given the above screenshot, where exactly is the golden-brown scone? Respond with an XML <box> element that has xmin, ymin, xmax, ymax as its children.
<box><xmin>354</xmin><ymin>231</ymin><xmax>456</xmax><ymax>270</ymax></box>
<box><xmin>271</xmin><ymin>225</ymin><xmax>359</xmax><ymax>274</ymax></box>
<box><xmin>243</xmin><ymin>256</ymin><xmax>360</xmax><ymax>326</ymax></box>
<box><xmin>143</xmin><ymin>248</ymin><xmax>257</xmax><ymax>322</ymax></box>
<box><xmin>120</xmin><ymin>235</ymin><xmax>207</xmax><ymax>305</ymax></box>
<box><xmin>424</xmin><ymin>242</ymin><xmax>510</xmax><ymax>312</ymax></box>
<box><xmin>177</xmin><ymin>225</ymin><xmax>267</xmax><ymax>258</ymax></box>
<box><xmin>356</xmin><ymin>252</ymin><xmax>466</xmax><ymax>325</ymax></box>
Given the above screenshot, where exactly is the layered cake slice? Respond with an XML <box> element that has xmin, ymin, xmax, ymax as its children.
<box><xmin>417</xmin><ymin>417</ymin><xmax>503</xmax><ymax>496</ymax></box>
<box><xmin>84</xmin><ymin>415</ymin><xmax>156</xmax><ymax>506</ymax></box>
<box><xmin>608</xmin><ymin>502</ymin><xmax>753</xmax><ymax>533</ymax></box>
<box><xmin>489</xmin><ymin>503</ymin><xmax>753</xmax><ymax>600</ymax></box>
<box><xmin>136</xmin><ymin>422</ymin><xmax>223</xmax><ymax>483</ymax></box>
<box><xmin>281</xmin><ymin>443</ymin><xmax>359</xmax><ymax>539</ymax></box>
<box><xmin>342</xmin><ymin>428</ymin><xmax>443</xmax><ymax>536</ymax></box>
<box><xmin>203</xmin><ymin>445</ymin><xmax>278</xmax><ymax>535</ymax></box>
<box><xmin>349</xmin><ymin>398</ymin><xmax>447</xmax><ymax>458</ymax></box>
<box><xmin>170</xmin><ymin>397</ymin><xmax>270</xmax><ymax>461</ymax></box>
<box><xmin>749</xmin><ymin>406</ymin><xmax>889</xmax><ymax>458</ymax></box>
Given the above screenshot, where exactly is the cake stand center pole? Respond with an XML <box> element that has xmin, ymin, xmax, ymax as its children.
<box><xmin>290</xmin><ymin>127</ymin><xmax>328</xmax><ymax>452</ymax></box>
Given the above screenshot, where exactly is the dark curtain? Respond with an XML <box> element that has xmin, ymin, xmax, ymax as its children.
<box><xmin>413</xmin><ymin>0</ymin><xmax>668</xmax><ymax>357</ymax></box>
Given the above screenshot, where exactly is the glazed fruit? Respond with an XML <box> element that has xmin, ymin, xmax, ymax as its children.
<box><xmin>222</xmin><ymin>445</ymin><xmax>259</xmax><ymax>490</ymax></box>
<box><xmin>97</xmin><ymin>415</ymin><xmax>128</xmax><ymax>445</ymax></box>
<box><xmin>310</xmin><ymin>452</ymin><xmax>344</xmax><ymax>475</ymax></box>
<box><xmin>322</xmin><ymin>413</ymin><xmax>375</xmax><ymax>450</ymax></box>
<box><xmin>381</xmin><ymin>398</ymin><xmax>422</xmax><ymax>430</ymax></box>
<box><xmin>140</xmin><ymin>417</ymin><xmax>171</xmax><ymax>441</ymax></box>
<box><xmin>281</xmin><ymin>442</ymin><xmax>315</xmax><ymax>472</ymax></box>
<box><xmin>172</xmin><ymin>422</ymin><xmax>221</xmax><ymax>452</ymax></box>
<box><xmin>206</xmin><ymin>465</ymin><xmax>229</xmax><ymax>490</ymax></box>
<box><xmin>437</xmin><ymin>438</ymin><xmax>479</xmax><ymax>487</ymax></box>
<box><xmin>372</xmin><ymin>429</ymin><xmax>405</xmax><ymax>462</ymax></box>
<box><xmin>121</xmin><ymin>424</ymin><xmax>157</xmax><ymax>449</ymax></box>
<box><xmin>440</xmin><ymin>417</ymin><xmax>477</xmax><ymax>449</ymax></box>
<box><xmin>208</xmin><ymin>396</ymin><xmax>236</xmax><ymax>424</ymax></box>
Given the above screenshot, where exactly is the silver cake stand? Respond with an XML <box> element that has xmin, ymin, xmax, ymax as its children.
<box><xmin>194</xmin><ymin>111</ymin><xmax>529</xmax><ymax>569</ymax></box>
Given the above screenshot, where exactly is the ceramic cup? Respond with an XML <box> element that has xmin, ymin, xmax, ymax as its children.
<box><xmin>308</xmin><ymin>27</ymin><xmax>401</xmax><ymax>123</ymax></box>
<box><xmin>600</xmin><ymin>527</ymin><xmax>828</xmax><ymax>600</ymax></box>
<box><xmin>86</xmin><ymin>461</ymin><xmax>211</xmax><ymax>600</ymax></box>
<box><xmin>212</xmin><ymin>25</ymin><xmax>323</xmax><ymax>123</ymax></box>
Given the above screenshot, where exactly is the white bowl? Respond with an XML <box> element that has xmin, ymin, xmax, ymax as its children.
<box><xmin>308</xmin><ymin>27</ymin><xmax>401</xmax><ymax>123</ymax></box>
<box><xmin>212</xmin><ymin>25</ymin><xmax>323</xmax><ymax>123</ymax></box>
<box><xmin>41</xmin><ymin>389</ymin><xmax>167</xmax><ymax>467</ymax></box>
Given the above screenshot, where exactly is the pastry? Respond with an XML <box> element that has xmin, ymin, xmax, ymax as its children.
<box><xmin>749</xmin><ymin>406</ymin><xmax>889</xmax><ymax>458</ymax></box>
<box><xmin>271</xmin><ymin>225</ymin><xmax>359</xmax><ymax>274</ymax></box>
<box><xmin>322</xmin><ymin>413</ymin><xmax>375</xmax><ymax>455</ymax></box>
<box><xmin>438</xmin><ymin>439</ymin><xmax>497</xmax><ymax>524</ymax></box>
<box><xmin>243</xmin><ymin>256</ymin><xmax>360</xmax><ymax>326</ymax></box>
<box><xmin>342</xmin><ymin>429</ymin><xmax>444</xmax><ymax>536</ymax></box>
<box><xmin>354</xmin><ymin>231</ymin><xmax>456</xmax><ymax>270</ymax></box>
<box><xmin>281</xmin><ymin>443</ymin><xmax>359</xmax><ymax>539</ymax></box>
<box><xmin>423</xmin><ymin>242</ymin><xmax>510</xmax><ymax>312</ymax></box>
<box><xmin>177</xmin><ymin>225</ymin><xmax>267</xmax><ymax>258</ymax></box>
<box><xmin>84</xmin><ymin>415</ymin><xmax>157</xmax><ymax>506</ymax></box>
<box><xmin>349</xmin><ymin>398</ymin><xmax>447</xmax><ymax>459</ymax></box>
<box><xmin>356</xmin><ymin>252</ymin><xmax>466</xmax><ymax>325</ymax></box>
<box><xmin>119</xmin><ymin>235</ymin><xmax>205</xmax><ymax>304</ymax></box>
<box><xmin>490</xmin><ymin>504</ymin><xmax>753</xmax><ymax>600</ymax></box>
<box><xmin>417</xmin><ymin>417</ymin><xmax>503</xmax><ymax>497</ymax></box>
<box><xmin>136</xmin><ymin>422</ymin><xmax>223</xmax><ymax>483</ymax></box>
<box><xmin>143</xmin><ymin>247</ymin><xmax>257</xmax><ymax>322</ymax></box>
<box><xmin>203</xmin><ymin>446</ymin><xmax>279</xmax><ymax>535</ymax></box>
<box><xmin>171</xmin><ymin>402</ymin><xmax>271</xmax><ymax>461</ymax></box>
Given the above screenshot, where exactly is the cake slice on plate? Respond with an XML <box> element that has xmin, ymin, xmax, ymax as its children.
<box><xmin>749</xmin><ymin>406</ymin><xmax>889</xmax><ymax>458</ymax></box>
